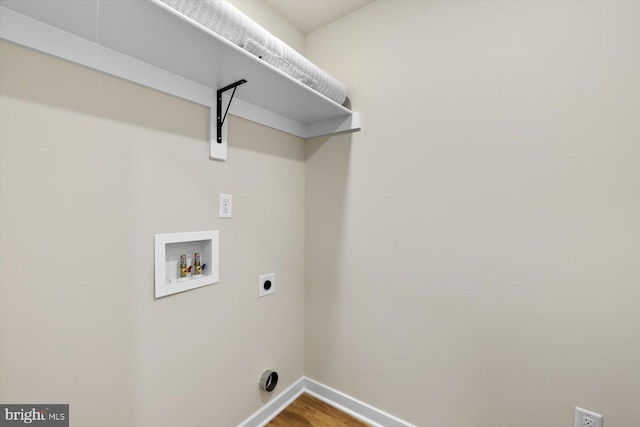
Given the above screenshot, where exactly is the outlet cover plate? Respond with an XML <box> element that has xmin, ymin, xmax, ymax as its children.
<box><xmin>219</xmin><ymin>193</ymin><xmax>232</xmax><ymax>218</ymax></box>
<box><xmin>575</xmin><ymin>407</ymin><xmax>603</xmax><ymax>427</ymax></box>
<box><xmin>259</xmin><ymin>273</ymin><xmax>275</xmax><ymax>297</ymax></box>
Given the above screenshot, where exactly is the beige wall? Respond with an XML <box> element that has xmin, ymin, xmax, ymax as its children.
<box><xmin>0</xmin><ymin>30</ymin><xmax>304</xmax><ymax>427</ymax></box>
<box><xmin>305</xmin><ymin>1</ymin><xmax>640</xmax><ymax>426</ymax></box>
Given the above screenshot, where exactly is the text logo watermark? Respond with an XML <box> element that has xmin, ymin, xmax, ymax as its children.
<box><xmin>0</xmin><ymin>405</ymin><xmax>68</xmax><ymax>426</ymax></box>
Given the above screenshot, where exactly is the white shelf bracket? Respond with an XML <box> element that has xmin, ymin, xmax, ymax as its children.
<box><xmin>209</xmin><ymin>106</ymin><xmax>227</xmax><ymax>160</ymax></box>
<box><xmin>210</xmin><ymin>79</ymin><xmax>247</xmax><ymax>161</ymax></box>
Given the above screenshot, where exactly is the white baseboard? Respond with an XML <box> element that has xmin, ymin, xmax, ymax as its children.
<box><xmin>237</xmin><ymin>377</ymin><xmax>305</xmax><ymax>427</ymax></box>
<box><xmin>303</xmin><ymin>377</ymin><xmax>415</xmax><ymax>427</ymax></box>
<box><xmin>238</xmin><ymin>376</ymin><xmax>414</xmax><ymax>427</ymax></box>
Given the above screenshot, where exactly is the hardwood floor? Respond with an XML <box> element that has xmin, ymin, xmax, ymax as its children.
<box><xmin>267</xmin><ymin>394</ymin><xmax>369</xmax><ymax>426</ymax></box>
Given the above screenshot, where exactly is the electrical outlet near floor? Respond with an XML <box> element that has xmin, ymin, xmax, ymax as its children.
<box><xmin>575</xmin><ymin>407</ymin><xmax>603</xmax><ymax>427</ymax></box>
<box><xmin>259</xmin><ymin>273</ymin><xmax>275</xmax><ymax>297</ymax></box>
<box><xmin>219</xmin><ymin>193</ymin><xmax>232</xmax><ymax>218</ymax></box>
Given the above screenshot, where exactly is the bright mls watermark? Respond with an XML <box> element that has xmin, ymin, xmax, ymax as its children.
<box><xmin>0</xmin><ymin>405</ymin><xmax>68</xmax><ymax>426</ymax></box>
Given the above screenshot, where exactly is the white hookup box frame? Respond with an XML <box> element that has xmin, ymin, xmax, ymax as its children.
<box><xmin>154</xmin><ymin>231</ymin><xmax>219</xmax><ymax>298</ymax></box>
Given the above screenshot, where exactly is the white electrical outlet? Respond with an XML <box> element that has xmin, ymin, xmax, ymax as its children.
<box><xmin>258</xmin><ymin>273</ymin><xmax>275</xmax><ymax>297</ymax></box>
<box><xmin>575</xmin><ymin>407</ymin><xmax>603</xmax><ymax>427</ymax></box>
<box><xmin>219</xmin><ymin>193</ymin><xmax>232</xmax><ymax>218</ymax></box>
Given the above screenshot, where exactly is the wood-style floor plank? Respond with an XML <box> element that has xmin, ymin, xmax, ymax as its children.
<box><xmin>267</xmin><ymin>394</ymin><xmax>369</xmax><ymax>427</ymax></box>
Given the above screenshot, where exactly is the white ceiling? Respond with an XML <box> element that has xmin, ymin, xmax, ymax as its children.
<box><xmin>264</xmin><ymin>0</ymin><xmax>373</xmax><ymax>34</ymax></box>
